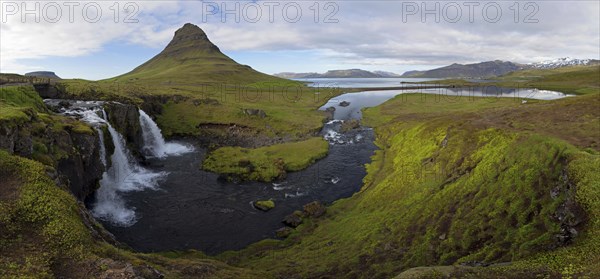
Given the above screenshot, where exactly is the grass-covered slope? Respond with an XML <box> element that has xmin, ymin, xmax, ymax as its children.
<box><xmin>222</xmin><ymin>93</ymin><xmax>599</xmax><ymax>278</ymax></box>
<box><xmin>202</xmin><ymin>137</ymin><xmax>329</xmax><ymax>182</ymax></box>
<box><xmin>0</xmin><ymin>86</ymin><xmax>47</xmax><ymax>121</ymax></box>
<box><xmin>421</xmin><ymin>65</ymin><xmax>600</xmax><ymax>95</ymax></box>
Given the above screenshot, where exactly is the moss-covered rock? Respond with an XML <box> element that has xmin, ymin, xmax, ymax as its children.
<box><xmin>254</xmin><ymin>200</ymin><xmax>275</xmax><ymax>212</ymax></box>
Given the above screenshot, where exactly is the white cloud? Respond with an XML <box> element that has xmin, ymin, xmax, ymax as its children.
<box><xmin>1</xmin><ymin>0</ymin><xmax>598</xmax><ymax>75</ymax></box>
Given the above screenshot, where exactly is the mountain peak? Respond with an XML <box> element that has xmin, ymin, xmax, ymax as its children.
<box><xmin>163</xmin><ymin>23</ymin><xmax>219</xmax><ymax>54</ymax></box>
<box><xmin>174</xmin><ymin>23</ymin><xmax>208</xmax><ymax>39</ymax></box>
<box><xmin>112</xmin><ymin>23</ymin><xmax>284</xmax><ymax>85</ymax></box>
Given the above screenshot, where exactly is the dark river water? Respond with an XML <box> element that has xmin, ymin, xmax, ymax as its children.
<box><xmin>103</xmin><ymin>114</ymin><xmax>376</xmax><ymax>255</ymax></box>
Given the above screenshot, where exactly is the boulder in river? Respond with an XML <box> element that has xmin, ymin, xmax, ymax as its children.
<box><xmin>324</xmin><ymin>106</ymin><xmax>336</xmax><ymax>121</ymax></box>
<box><xmin>283</xmin><ymin>210</ymin><xmax>304</xmax><ymax>227</ymax></box>
<box><xmin>254</xmin><ymin>200</ymin><xmax>275</xmax><ymax>211</ymax></box>
<box><xmin>340</xmin><ymin>119</ymin><xmax>360</xmax><ymax>132</ymax></box>
<box><xmin>303</xmin><ymin>201</ymin><xmax>326</xmax><ymax>218</ymax></box>
<box><xmin>339</xmin><ymin>101</ymin><xmax>351</xmax><ymax>107</ymax></box>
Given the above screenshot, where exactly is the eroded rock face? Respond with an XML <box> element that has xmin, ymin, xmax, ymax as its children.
<box><xmin>0</xmin><ymin>112</ymin><xmax>104</xmax><ymax>201</ymax></box>
<box><xmin>552</xmin><ymin>168</ymin><xmax>587</xmax><ymax>246</ymax></box>
<box><xmin>104</xmin><ymin>102</ymin><xmax>144</xmax><ymax>155</ymax></box>
<box><xmin>58</xmin><ymin>131</ymin><xmax>105</xmax><ymax>200</ymax></box>
<box><xmin>138</xmin><ymin>94</ymin><xmax>189</xmax><ymax>116</ymax></box>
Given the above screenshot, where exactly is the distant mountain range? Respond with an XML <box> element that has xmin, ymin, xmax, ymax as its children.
<box><xmin>401</xmin><ymin>58</ymin><xmax>599</xmax><ymax>78</ymax></box>
<box><xmin>528</xmin><ymin>57</ymin><xmax>599</xmax><ymax>69</ymax></box>
<box><xmin>274</xmin><ymin>69</ymin><xmax>401</xmax><ymax>79</ymax></box>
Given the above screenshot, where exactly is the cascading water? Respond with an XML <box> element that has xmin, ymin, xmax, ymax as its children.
<box><xmin>96</xmin><ymin>128</ymin><xmax>107</xmax><ymax>167</ymax></box>
<box><xmin>47</xmin><ymin>100</ymin><xmax>166</xmax><ymax>227</ymax></box>
<box><xmin>138</xmin><ymin>110</ymin><xmax>193</xmax><ymax>158</ymax></box>
<box><xmin>93</xmin><ymin>108</ymin><xmax>166</xmax><ymax>226</ymax></box>
<box><xmin>93</xmin><ymin>123</ymin><xmax>163</xmax><ymax>226</ymax></box>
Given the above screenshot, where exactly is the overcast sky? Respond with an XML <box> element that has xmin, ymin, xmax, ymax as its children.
<box><xmin>1</xmin><ymin>0</ymin><xmax>599</xmax><ymax>80</ymax></box>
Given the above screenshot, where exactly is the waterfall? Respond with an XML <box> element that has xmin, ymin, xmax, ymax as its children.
<box><xmin>96</xmin><ymin>128</ymin><xmax>107</xmax><ymax>167</ymax></box>
<box><xmin>92</xmin><ymin>108</ymin><xmax>165</xmax><ymax>226</ymax></box>
<box><xmin>54</xmin><ymin>104</ymin><xmax>165</xmax><ymax>227</ymax></box>
<box><xmin>138</xmin><ymin>109</ymin><xmax>192</xmax><ymax>158</ymax></box>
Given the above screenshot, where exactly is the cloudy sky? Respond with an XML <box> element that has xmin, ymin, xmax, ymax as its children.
<box><xmin>1</xmin><ymin>0</ymin><xmax>599</xmax><ymax>80</ymax></box>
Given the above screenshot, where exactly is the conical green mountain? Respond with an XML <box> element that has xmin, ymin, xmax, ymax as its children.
<box><xmin>113</xmin><ymin>23</ymin><xmax>285</xmax><ymax>85</ymax></box>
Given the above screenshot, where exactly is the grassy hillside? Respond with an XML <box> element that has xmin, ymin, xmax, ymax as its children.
<box><xmin>423</xmin><ymin>65</ymin><xmax>600</xmax><ymax>95</ymax></box>
<box><xmin>220</xmin><ymin>93</ymin><xmax>599</xmax><ymax>278</ymax></box>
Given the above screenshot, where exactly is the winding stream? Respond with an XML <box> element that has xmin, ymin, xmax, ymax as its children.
<box><xmin>45</xmin><ymin>86</ymin><xmax>569</xmax><ymax>255</ymax></box>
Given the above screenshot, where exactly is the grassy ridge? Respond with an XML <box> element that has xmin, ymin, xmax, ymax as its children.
<box><xmin>0</xmin><ymin>86</ymin><xmax>47</xmax><ymax>122</ymax></box>
<box><xmin>422</xmin><ymin>65</ymin><xmax>600</xmax><ymax>95</ymax></box>
<box><xmin>220</xmin><ymin>93</ymin><xmax>599</xmax><ymax>278</ymax></box>
<box><xmin>203</xmin><ymin>137</ymin><xmax>329</xmax><ymax>182</ymax></box>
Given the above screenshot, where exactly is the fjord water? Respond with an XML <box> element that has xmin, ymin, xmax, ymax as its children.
<box><xmin>296</xmin><ymin>77</ymin><xmax>440</xmax><ymax>88</ymax></box>
<box><xmin>320</xmin><ymin>86</ymin><xmax>570</xmax><ymax>119</ymax></box>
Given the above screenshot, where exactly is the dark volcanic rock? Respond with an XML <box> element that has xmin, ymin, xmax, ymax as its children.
<box><xmin>104</xmin><ymin>102</ymin><xmax>144</xmax><ymax>155</ymax></box>
<box><xmin>552</xmin><ymin>168</ymin><xmax>587</xmax><ymax>246</ymax></box>
<box><xmin>303</xmin><ymin>201</ymin><xmax>326</xmax><ymax>218</ymax></box>
<box><xmin>0</xmin><ymin>113</ymin><xmax>104</xmax><ymax>201</ymax></box>
<box><xmin>339</xmin><ymin>101</ymin><xmax>351</xmax><ymax>107</ymax></box>
<box><xmin>283</xmin><ymin>210</ymin><xmax>304</xmax><ymax>228</ymax></box>
<box><xmin>138</xmin><ymin>94</ymin><xmax>189</xmax><ymax>116</ymax></box>
<box><xmin>193</xmin><ymin>98</ymin><xmax>220</xmax><ymax>106</ymax></box>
